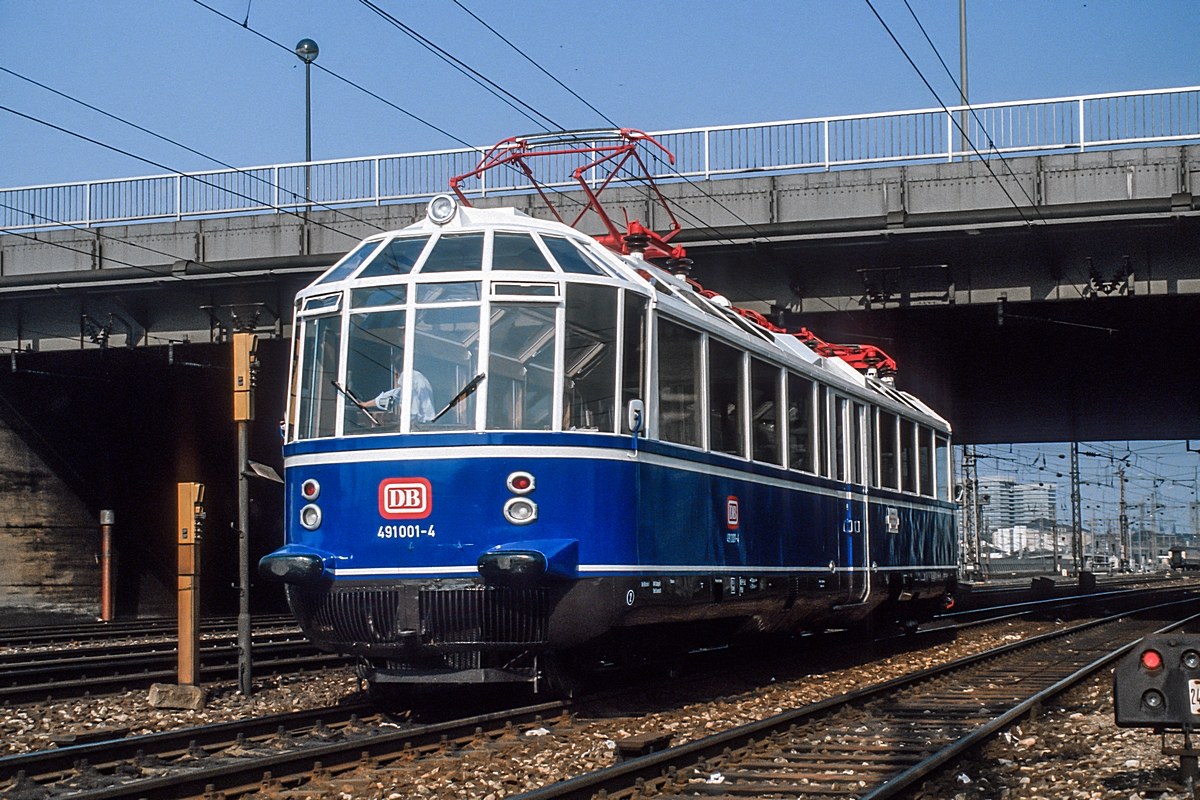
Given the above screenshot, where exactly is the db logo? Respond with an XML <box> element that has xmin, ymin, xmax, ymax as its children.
<box><xmin>379</xmin><ymin>478</ymin><xmax>432</xmax><ymax>519</ymax></box>
<box><xmin>726</xmin><ymin>495</ymin><xmax>740</xmax><ymax>530</ymax></box>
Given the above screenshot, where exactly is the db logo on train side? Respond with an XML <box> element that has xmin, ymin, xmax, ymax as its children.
<box><xmin>726</xmin><ymin>496</ymin><xmax>740</xmax><ymax>530</ymax></box>
<box><xmin>379</xmin><ymin>478</ymin><xmax>432</xmax><ymax>519</ymax></box>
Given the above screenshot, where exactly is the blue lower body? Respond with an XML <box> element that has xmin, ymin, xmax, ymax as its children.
<box><xmin>271</xmin><ymin>433</ymin><xmax>957</xmax><ymax>682</ymax></box>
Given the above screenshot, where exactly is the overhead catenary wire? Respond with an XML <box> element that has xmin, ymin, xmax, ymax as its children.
<box><xmin>356</xmin><ymin>0</ymin><xmax>561</xmax><ymax>132</ymax></box>
<box><xmin>0</xmin><ymin>66</ymin><xmax>393</xmax><ymax>237</ymax></box>
<box><xmin>0</xmin><ymin>103</ymin><xmax>363</xmax><ymax>247</ymax></box>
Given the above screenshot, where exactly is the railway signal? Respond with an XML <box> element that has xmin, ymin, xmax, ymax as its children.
<box><xmin>1114</xmin><ymin>633</ymin><xmax>1200</xmax><ymax>789</ymax></box>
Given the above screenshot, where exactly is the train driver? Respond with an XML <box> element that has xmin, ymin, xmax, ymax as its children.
<box><xmin>361</xmin><ymin>368</ymin><xmax>435</xmax><ymax>423</ymax></box>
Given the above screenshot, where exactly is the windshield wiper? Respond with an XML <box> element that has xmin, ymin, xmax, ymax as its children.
<box><xmin>331</xmin><ymin>380</ymin><xmax>381</xmax><ymax>426</ymax></box>
<box><xmin>431</xmin><ymin>373</ymin><xmax>485</xmax><ymax>423</ymax></box>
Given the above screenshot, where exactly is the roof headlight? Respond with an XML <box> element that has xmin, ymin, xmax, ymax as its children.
<box><xmin>427</xmin><ymin>193</ymin><xmax>458</xmax><ymax>225</ymax></box>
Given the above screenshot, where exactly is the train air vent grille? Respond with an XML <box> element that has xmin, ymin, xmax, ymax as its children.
<box><xmin>287</xmin><ymin>586</ymin><xmax>409</xmax><ymax>645</ymax></box>
<box><xmin>419</xmin><ymin>586</ymin><xmax>549</xmax><ymax>644</ymax></box>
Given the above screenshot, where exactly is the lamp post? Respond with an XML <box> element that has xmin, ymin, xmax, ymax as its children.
<box><xmin>295</xmin><ymin>38</ymin><xmax>319</xmax><ymax>204</ymax></box>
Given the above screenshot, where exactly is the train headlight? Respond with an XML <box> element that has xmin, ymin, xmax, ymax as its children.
<box><xmin>503</xmin><ymin>496</ymin><xmax>537</xmax><ymax>525</ymax></box>
<box><xmin>301</xmin><ymin>478</ymin><xmax>320</xmax><ymax>501</ymax></box>
<box><xmin>506</xmin><ymin>471</ymin><xmax>535</xmax><ymax>495</ymax></box>
<box><xmin>427</xmin><ymin>193</ymin><xmax>458</xmax><ymax>225</ymax></box>
<box><xmin>299</xmin><ymin>503</ymin><xmax>323</xmax><ymax>531</ymax></box>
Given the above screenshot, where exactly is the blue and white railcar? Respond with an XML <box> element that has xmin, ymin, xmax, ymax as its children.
<box><xmin>261</xmin><ymin>194</ymin><xmax>957</xmax><ymax>691</ymax></box>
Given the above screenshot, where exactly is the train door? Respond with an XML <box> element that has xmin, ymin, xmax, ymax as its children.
<box><xmin>837</xmin><ymin>398</ymin><xmax>869</xmax><ymax>604</ymax></box>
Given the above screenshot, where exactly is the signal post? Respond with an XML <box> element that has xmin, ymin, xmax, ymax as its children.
<box><xmin>176</xmin><ymin>483</ymin><xmax>205</xmax><ymax>685</ymax></box>
<box><xmin>233</xmin><ymin>332</ymin><xmax>258</xmax><ymax>697</ymax></box>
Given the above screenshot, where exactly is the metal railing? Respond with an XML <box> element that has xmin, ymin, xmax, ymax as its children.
<box><xmin>3</xmin><ymin>86</ymin><xmax>1198</xmax><ymax>232</ymax></box>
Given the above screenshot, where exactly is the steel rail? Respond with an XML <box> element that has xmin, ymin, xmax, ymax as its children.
<box><xmin>59</xmin><ymin>701</ymin><xmax>568</xmax><ymax>799</ymax></box>
<box><xmin>0</xmin><ymin>615</ymin><xmax>296</xmax><ymax>648</ymax></box>
<box><xmin>0</xmin><ymin>702</ymin><xmax>373</xmax><ymax>786</ymax></box>
<box><xmin>508</xmin><ymin>598</ymin><xmax>1200</xmax><ymax>800</ymax></box>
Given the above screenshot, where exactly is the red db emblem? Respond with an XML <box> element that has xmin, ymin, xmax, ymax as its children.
<box><xmin>379</xmin><ymin>478</ymin><xmax>432</xmax><ymax>519</ymax></box>
<box><xmin>726</xmin><ymin>495</ymin><xmax>740</xmax><ymax>530</ymax></box>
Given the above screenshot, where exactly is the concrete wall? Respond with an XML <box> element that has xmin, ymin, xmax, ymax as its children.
<box><xmin>0</xmin><ymin>412</ymin><xmax>99</xmax><ymax>618</ymax></box>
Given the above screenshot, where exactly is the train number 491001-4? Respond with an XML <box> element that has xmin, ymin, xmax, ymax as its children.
<box><xmin>377</xmin><ymin>524</ymin><xmax>436</xmax><ymax>539</ymax></box>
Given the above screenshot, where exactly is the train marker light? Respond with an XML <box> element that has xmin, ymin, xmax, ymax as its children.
<box><xmin>507</xmin><ymin>471</ymin><xmax>535</xmax><ymax>495</ymax></box>
<box><xmin>301</xmin><ymin>478</ymin><xmax>320</xmax><ymax>501</ymax></box>
<box><xmin>503</xmin><ymin>496</ymin><xmax>538</xmax><ymax>525</ymax></box>
<box><xmin>1143</xmin><ymin>649</ymin><xmax>1163</xmax><ymax>671</ymax></box>
<box><xmin>299</xmin><ymin>503</ymin><xmax>323</xmax><ymax>531</ymax></box>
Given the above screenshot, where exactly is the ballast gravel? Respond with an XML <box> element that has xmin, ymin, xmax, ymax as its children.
<box><xmin>4</xmin><ymin>619</ymin><xmax>1180</xmax><ymax>799</ymax></box>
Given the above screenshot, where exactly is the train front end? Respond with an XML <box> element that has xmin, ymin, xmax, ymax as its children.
<box><xmin>262</xmin><ymin>196</ymin><xmax>648</xmax><ymax>688</ymax></box>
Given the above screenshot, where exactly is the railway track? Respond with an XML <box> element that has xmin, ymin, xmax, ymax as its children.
<box><xmin>0</xmin><ymin>615</ymin><xmax>296</xmax><ymax>649</ymax></box>
<box><xmin>3</xmin><ymin>594</ymin><xmax>1193</xmax><ymax>799</ymax></box>
<box><xmin>0</xmin><ymin>635</ymin><xmax>347</xmax><ymax>704</ymax></box>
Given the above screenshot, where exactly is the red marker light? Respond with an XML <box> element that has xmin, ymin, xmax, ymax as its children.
<box><xmin>512</xmin><ymin>476</ymin><xmax>531</xmax><ymax>491</ymax></box>
<box><xmin>506</xmin><ymin>471</ymin><xmax>535</xmax><ymax>495</ymax></box>
<box><xmin>1142</xmin><ymin>649</ymin><xmax>1163</xmax><ymax>670</ymax></box>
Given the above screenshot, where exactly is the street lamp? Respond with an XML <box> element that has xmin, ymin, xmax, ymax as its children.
<box><xmin>295</xmin><ymin>39</ymin><xmax>319</xmax><ymax>163</ymax></box>
<box><xmin>295</xmin><ymin>38</ymin><xmax>318</xmax><ymax>206</ymax></box>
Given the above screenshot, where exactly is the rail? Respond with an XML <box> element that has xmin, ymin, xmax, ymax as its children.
<box><xmin>2</xmin><ymin>86</ymin><xmax>1198</xmax><ymax>232</ymax></box>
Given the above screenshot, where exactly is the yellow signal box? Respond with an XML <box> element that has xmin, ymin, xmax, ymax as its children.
<box><xmin>233</xmin><ymin>332</ymin><xmax>258</xmax><ymax>422</ymax></box>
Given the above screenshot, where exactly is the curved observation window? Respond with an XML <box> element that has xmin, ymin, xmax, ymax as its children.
<box><xmin>486</xmin><ymin>304</ymin><xmax>556</xmax><ymax>431</ymax></box>
<box><xmin>543</xmin><ymin>236</ymin><xmax>604</xmax><ymax>275</ymax></box>
<box><xmin>412</xmin><ymin>305</ymin><xmax>480</xmax><ymax>430</ymax></box>
<box><xmin>296</xmin><ymin>314</ymin><xmax>341</xmax><ymax>439</ymax></box>
<box><xmin>343</xmin><ymin>310</ymin><xmax>406</xmax><ymax>436</ymax></box>
<box><xmin>357</xmin><ymin>236</ymin><xmax>429</xmax><ymax>279</ymax></box>
<box><xmin>419</xmin><ymin>233</ymin><xmax>483</xmax><ymax>273</ymax></box>
<box><xmin>493</xmin><ymin>232</ymin><xmax>554</xmax><ymax>271</ymax></box>
<box><xmin>317</xmin><ymin>240</ymin><xmax>381</xmax><ymax>284</ymax></box>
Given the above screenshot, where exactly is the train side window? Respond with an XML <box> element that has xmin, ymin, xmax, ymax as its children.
<box><xmin>296</xmin><ymin>314</ymin><xmax>341</xmax><ymax>440</ymax></box>
<box><xmin>486</xmin><ymin>304</ymin><xmax>557</xmax><ymax>431</ymax></box>
<box><xmin>918</xmin><ymin>426</ymin><xmax>935</xmax><ymax>496</ymax></box>
<box><xmin>621</xmin><ymin>293</ymin><xmax>649</xmax><ymax>435</ymax></box>
<box><xmin>852</xmin><ymin>402</ymin><xmax>865</xmax><ymax>484</ymax></box>
<box><xmin>357</xmin><ymin>236</ymin><xmax>429</xmax><ymax>278</ymax></box>
<box><xmin>418</xmin><ymin>233</ymin><xmax>484</xmax><ymax>273</ymax></box>
<box><xmin>492</xmin><ymin>232</ymin><xmax>554</xmax><ymax>272</ymax></box>
<box><xmin>878</xmin><ymin>411</ymin><xmax>898</xmax><ymax>490</ymax></box>
<box><xmin>750</xmin><ymin>358</ymin><xmax>782</xmax><ymax>465</ymax></box>
<box><xmin>708</xmin><ymin>339</ymin><xmax>745</xmax><ymax>457</ymax></box>
<box><xmin>787</xmin><ymin>373</ymin><xmax>814</xmax><ymax>473</ymax></box>
<box><xmin>867</xmin><ymin>406</ymin><xmax>878</xmax><ymax>487</ymax></box>
<box><xmin>935</xmin><ymin>435</ymin><xmax>950</xmax><ymax>501</ymax></box>
<box><xmin>900</xmin><ymin>420</ymin><xmax>917</xmax><ymax>493</ymax></box>
<box><xmin>818</xmin><ymin>386</ymin><xmax>830</xmax><ymax>477</ymax></box>
<box><xmin>563</xmin><ymin>284</ymin><xmax>617</xmax><ymax>432</ymax></box>
<box><xmin>657</xmin><ymin>318</ymin><xmax>703</xmax><ymax>448</ymax></box>
<box><xmin>343</xmin><ymin>309</ymin><xmax>406</xmax><ymax>436</ymax></box>
<box><xmin>412</xmin><ymin>305</ymin><xmax>480</xmax><ymax>430</ymax></box>
<box><xmin>833</xmin><ymin>395</ymin><xmax>847</xmax><ymax>481</ymax></box>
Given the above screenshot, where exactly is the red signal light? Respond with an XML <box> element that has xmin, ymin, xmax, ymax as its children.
<box><xmin>1142</xmin><ymin>649</ymin><xmax>1163</xmax><ymax>670</ymax></box>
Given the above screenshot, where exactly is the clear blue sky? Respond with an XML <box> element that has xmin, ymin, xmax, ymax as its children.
<box><xmin>1</xmin><ymin>1</ymin><xmax>1198</xmax><ymax>189</ymax></box>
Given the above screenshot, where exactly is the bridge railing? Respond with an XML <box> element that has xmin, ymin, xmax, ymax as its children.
<box><xmin>3</xmin><ymin>86</ymin><xmax>1198</xmax><ymax>232</ymax></box>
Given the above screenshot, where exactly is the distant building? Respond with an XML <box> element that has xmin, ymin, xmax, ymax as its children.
<box><xmin>979</xmin><ymin>476</ymin><xmax>1058</xmax><ymax>535</ymax></box>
